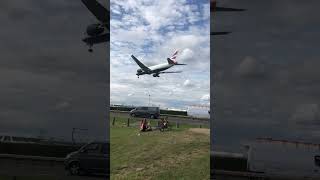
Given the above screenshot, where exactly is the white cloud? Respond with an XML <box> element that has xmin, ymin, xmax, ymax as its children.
<box><xmin>110</xmin><ymin>0</ymin><xmax>210</xmax><ymax>116</ymax></box>
<box><xmin>180</xmin><ymin>48</ymin><xmax>195</xmax><ymax>62</ymax></box>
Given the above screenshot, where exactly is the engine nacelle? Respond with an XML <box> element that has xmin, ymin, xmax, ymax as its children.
<box><xmin>136</xmin><ymin>69</ymin><xmax>143</xmax><ymax>76</ymax></box>
<box><xmin>86</xmin><ymin>24</ymin><xmax>105</xmax><ymax>36</ymax></box>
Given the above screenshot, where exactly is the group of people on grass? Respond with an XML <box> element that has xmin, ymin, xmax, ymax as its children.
<box><xmin>139</xmin><ymin>117</ymin><xmax>169</xmax><ymax>132</ymax></box>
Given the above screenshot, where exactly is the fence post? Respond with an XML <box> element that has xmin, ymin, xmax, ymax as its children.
<box><xmin>199</xmin><ymin>124</ymin><xmax>202</xmax><ymax>128</ymax></box>
<box><xmin>127</xmin><ymin>118</ymin><xmax>130</xmax><ymax>127</ymax></box>
<box><xmin>112</xmin><ymin>117</ymin><xmax>115</xmax><ymax>126</ymax></box>
<box><xmin>176</xmin><ymin>121</ymin><xmax>179</xmax><ymax>128</ymax></box>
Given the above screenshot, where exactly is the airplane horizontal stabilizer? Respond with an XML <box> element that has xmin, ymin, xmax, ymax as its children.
<box><xmin>167</xmin><ymin>58</ymin><xmax>186</xmax><ymax>65</ymax></box>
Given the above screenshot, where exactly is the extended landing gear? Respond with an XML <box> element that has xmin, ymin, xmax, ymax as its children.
<box><xmin>87</xmin><ymin>44</ymin><xmax>93</xmax><ymax>53</ymax></box>
<box><xmin>153</xmin><ymin>74</ymin><xmax>160</xmax><ymax>77</ymax></box>
<box><xmin>137</xmin><ymin>75</ymin><xmax>139</xmax><ymax>78</ymax></box>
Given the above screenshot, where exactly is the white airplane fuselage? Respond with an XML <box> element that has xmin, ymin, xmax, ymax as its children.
<box><xmin>148</xmin><ymin>63</ymin><xmax>174</xmax><ymax>73</ymax></box>
<box><xmin>132</xmin><ymin>50</ymin><xmax>185</xmax><ymax>77</ymax></box>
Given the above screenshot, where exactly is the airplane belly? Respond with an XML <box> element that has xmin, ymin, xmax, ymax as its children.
<box><xmin>150</xmin><ymin>65</ymin><xmax>171</xmax><ymax>72</ymax></box>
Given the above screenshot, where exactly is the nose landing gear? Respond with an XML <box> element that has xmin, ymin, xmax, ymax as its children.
<box><xmin>88</xmin><ymin>44</ymin><xmax>93</xmax><ymax>53</ymax></box>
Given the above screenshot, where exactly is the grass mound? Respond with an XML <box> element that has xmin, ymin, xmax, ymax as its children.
<box><xmin>110</xmin><ymin>124</ymin><xmax>210</xmax><ymax>180</ymax></box>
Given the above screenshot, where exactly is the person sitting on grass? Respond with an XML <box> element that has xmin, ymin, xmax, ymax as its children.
<box><xmin>158</xmin><ymin>118</ymin><xmax>165</xmax><ymax>132</ymax></box>
<box><xmin>140</xmin><ymin>118</ymin><xmax>147</xmax><ymax>132</ymax></box>
<box><xmin>163</xmin><ymin>118</ymin><xmax>169</xmax><ymax>129</ymax></box>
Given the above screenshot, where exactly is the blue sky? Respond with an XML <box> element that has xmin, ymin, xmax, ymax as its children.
<box><xmin>110</xmin><ymin>0</ymin><xmax>210</xmax><ymax>117</ymax></box>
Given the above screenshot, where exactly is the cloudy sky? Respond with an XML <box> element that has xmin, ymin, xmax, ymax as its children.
<box><xmin>212</xmin><ymin>0</ymin><xmax>320</xmax><ymax>151</ymax></box>
<box><xmin>0</xmin><ymin>0</ymin><xmax>109</xmax><ymax>141</ymax></box>
<box><xmin>110</xmin><ymin>0</ymin><xmax>210</xmax><ymax>117</ymax></box>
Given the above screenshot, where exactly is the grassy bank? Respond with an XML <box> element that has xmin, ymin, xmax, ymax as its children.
<box><xmin>110</xmin><ymin>118</ymin><xmax>210</xmax><ymax>180</ymax></box>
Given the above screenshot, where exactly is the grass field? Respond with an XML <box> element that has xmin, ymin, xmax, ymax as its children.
<box><xmin>110</xmin><ymin>117</ymin><xmax>210</xmax><ymax>180</ymax></box>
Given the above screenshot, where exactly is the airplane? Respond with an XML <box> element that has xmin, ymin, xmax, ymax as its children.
<box><xmin>131</xmin><ymin>50</ymin><xmax>186</xmax><ymax>78</ymax></box>
<box><xmin>211</xmin><ymin>0</ymin><xmax>246</xmax><ymax>12</ymax></box>
<box><xmin>211</xmin><ymin>0</ymin><xmax>246</xmax><ymax>36</ymax></box>
<box><xmin>81</xmin><ymin>0</ymin><xmax>109</xmax><ymax>52</ymax></box>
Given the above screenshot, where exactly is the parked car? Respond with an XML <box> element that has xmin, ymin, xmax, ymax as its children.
<box><xmin>129</xmin><ymin>106</ymin><xmax>160</xmax><ymax>119</ymax></box>
<box><xmin>64</xmin><ymin>141</ymin><xmax>109</xmax><ymax>176</ymax></box>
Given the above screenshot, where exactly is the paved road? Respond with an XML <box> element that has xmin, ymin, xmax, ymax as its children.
<box><xmin>0</xmin><ymin>158</ymin><xmax>107</xmax><ymax>179</ymax></box>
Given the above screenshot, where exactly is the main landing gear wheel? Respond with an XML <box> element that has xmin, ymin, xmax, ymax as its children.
<box><xmin>88</xmin><ymin>44</ymin><xmax>93</xmax><ymax>53</ymax></box>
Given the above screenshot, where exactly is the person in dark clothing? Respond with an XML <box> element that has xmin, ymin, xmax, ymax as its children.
<box><xmin>158</xmin><ymin>118</ymin><xmax>165</xmax><ymax>132</ymax></box>
<box><xmin>163</xmin><ymin>118</ymin><xmax>169</xmax><ymax>129</ymax></box>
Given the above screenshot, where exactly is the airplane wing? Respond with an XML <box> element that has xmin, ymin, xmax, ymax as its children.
<box><xmin>211</xmin><ymin>31</ymin><xmax>231</xmax><ymax>36</ymax></box>
<box><xmin>131</xmin><ymin>55</ymin><xmax>151</xmax><ymax>72</ymax></box>
<box><xmin>81</xmin><ymin>0</ymin><xmax>109</xmax><ymax>27</ymax></box>
<box><xmin>82</xmin><ymin>33</ymin><xmax>109</xmax><ymax>44</ymax></box>
<box><xmin>159</xmin><ymin>71</ymin><xmax>182</xmax><ymax>74</ymax></box>
<box><xmin>211</xmin><ymin>0</ymin><xmax>246</xmax><ymax>12</ymax></box>
<box><xmin>214</xmin><ymin>7</ymin><xmax>246</xmax><ymax>12</ymax></box>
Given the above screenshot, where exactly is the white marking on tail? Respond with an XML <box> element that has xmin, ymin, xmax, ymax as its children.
<box><xmin>170</xmin><ymin>50</ymin><xmax>179</xmax><ymax>63</ymax></box>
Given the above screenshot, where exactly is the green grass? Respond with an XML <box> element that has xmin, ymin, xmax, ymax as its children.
<box><xmin>110</xmin><ymin>116</ymin><xmax>210</xmax><ymax>180</ymax></box>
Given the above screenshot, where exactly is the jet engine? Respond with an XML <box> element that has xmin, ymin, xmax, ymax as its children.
<box><xmin>86</xmin><ymin>23</ymin><xmax>105</xmax><ymax>36</ymax></box>
<box><xmin>137</xmin><ymin>69</ymin><xmax>143</xmax><ymax>74</ymax></box>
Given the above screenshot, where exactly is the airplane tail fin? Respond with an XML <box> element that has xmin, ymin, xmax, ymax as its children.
<box><xmin>167</xmin><ymin>50</ymin><xmax>179</xmax><ymax>64</ymax></box>
<box><xmin>167</xmin><ymin>50</ymin><xmax>186</xmax><ymax>65</ymax></box>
